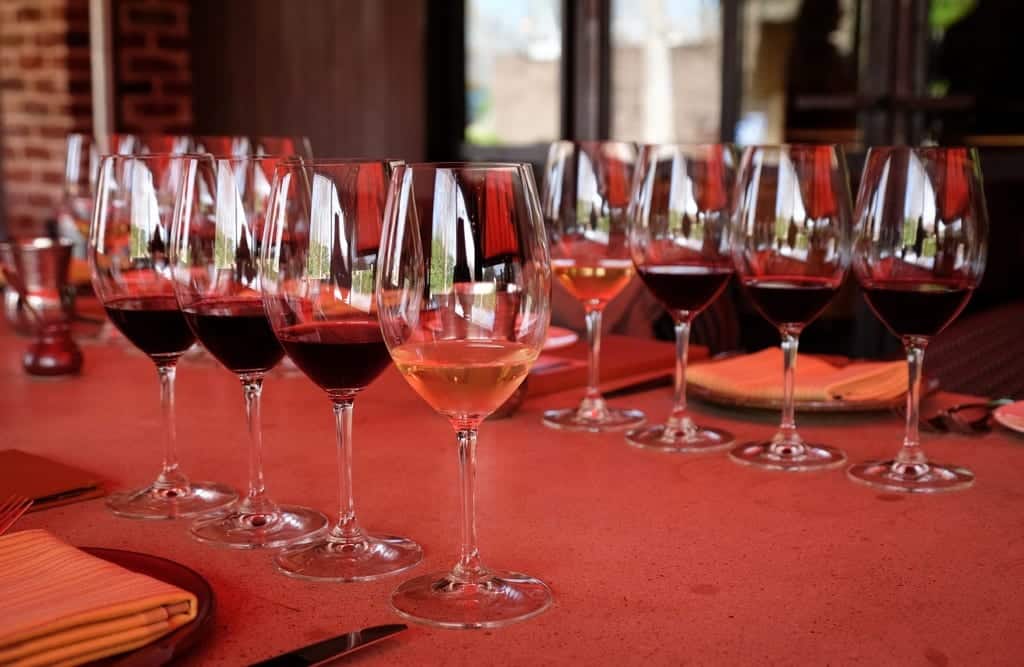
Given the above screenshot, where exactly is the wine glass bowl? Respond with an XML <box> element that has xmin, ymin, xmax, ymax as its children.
<box><xmin>541</xmin><ymin>140</ymin><xmax>646</xmax><ymax>432</ymax></box>
<box><xmin>377</xmin><ymin>162</ymin><xmax>553</xmax><ymax>628</ymax></box>
<box><xmin>170</xmin><ymin>154</ymin><xmax>327</xmax><ymax>547</ymax></box>
<box><xmin>728</xmin><ymin>144</ymin><xmax>853</xmax><ymax>471</ymax></box>
<box><xmin>260</xmin><ymin>158</ymin><xmax>423</xmax><ymax>580</ymax></box>
<box><xmin>847</xmin><ymin>146</ymin><xmax>987</xmax><ymax>493</ymax></box>
<box><xmin>626</xmin><ymin>143</ymin><xmax>737</xmax><ymax>452</ymax></box>
<box><xmin>88</xmin><ymin>154</ymin><xmax>237</xmax><ymax>519</ymax></box>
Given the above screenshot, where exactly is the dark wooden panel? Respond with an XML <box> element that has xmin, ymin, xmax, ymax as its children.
<box><xmin>190</xmin><ymin>0</ymin><xmax>425</xmax><ymax>160</ymax></box>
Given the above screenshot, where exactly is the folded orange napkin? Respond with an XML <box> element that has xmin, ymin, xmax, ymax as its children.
<box><xmin>687</xmin><ymin>348</ymin><xmax>906</xmax><ymax>403</ymax></box>
<box><xmin>0</xmin><ymin>530</ymin><xmax>197</xmax><ymax>667</ymax></box>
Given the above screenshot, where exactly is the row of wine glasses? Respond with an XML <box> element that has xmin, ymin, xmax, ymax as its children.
<box><xmin>64</xmin><ymin>133</ymin><xmax>311</xmax><ymax>239</ymax></box>
<box><xmin>90</xmin><ymin>154</ymin><xmax>553</xmax><ymax>629</ymax></box>
<box><xmin>543</xmin><ymin>141</ymin><xmax>987</xmax><ymax>494</ymax></box>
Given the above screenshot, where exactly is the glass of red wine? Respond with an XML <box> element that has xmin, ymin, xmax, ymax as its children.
<box><xmin>169</xmin><ymin>154</ymin><xmax>327</xmax><ymax>547</ymax></box>
<box><xmin>728</xmin><ymin>144</ymin><xmax>853</xmax><ymax>471</ymax></box>
<box><xmin>88</xmin><ymin>154</ymin><xmax>237</xmax><ymax>519</ymax></box>
<box><xmin>626</xmin><ymin>143</ymin><xmax>736</xmax><ymax>452</ymax></box>
<box><xmin>541</xmin><ymin>140</ymin><xmax>646</xmax><ymax>432</ymax></box>
<box><xmin>377</xmin><ymin>163</ymin><xmax>553</xmax><ymax>628</ymax></box>
<box><xmin>260</xmin><ymin>158</ymin><xmax>423</xmax><ymax>580</ymax></box>
<box><xmin>848</xmin><ymin>146</ymin><xmax>987</xmax><ymax>492</ymax></box>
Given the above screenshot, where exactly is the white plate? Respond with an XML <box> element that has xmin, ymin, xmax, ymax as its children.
<box><xmin>543</xmin><ymin>326</ymin><xmax>579</xmax><ymax>350</ymax></box>
<box><xmin>993</xmin><ymin>401</ymin><xmax>1024</xmax><ymax>434</ymax></box>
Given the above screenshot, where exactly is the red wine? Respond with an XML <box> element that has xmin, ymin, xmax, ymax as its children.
<box><xmin>278</xmin><ymin>319</ymin><xmax>391</xmax><ymax>392</ymax></box>
<box><xmin>862</xmin><ymin>279</ymin><xmax>973</xmax><ymax>339</ymax></box>
<box><xmin>742</xmin><ymin>277</ymin><xmax>840</xmax><ymax>327</ymax></box>
<box><xmin>183</xmin><ymin>298</ymin><xmax>283</xmax><ymax>374</ymax></box>
<box><xmin>637</xmin><ymin>265</ymin><xmax>733</xmax><ymax>314</ymax></box>
<box><xmin>104</xmin><ymin>295</ymin><xmax>195</xmax><ymax>361</ymax></box>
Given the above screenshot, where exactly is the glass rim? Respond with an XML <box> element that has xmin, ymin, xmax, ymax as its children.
<box><xmin>273</xmin><ymin>156</ymin><xmax>403</xmax><ymax>167</ymax></box>
<box><xmin>638</xmin><ymin>141</ymin><xmax>734</xmax><ymax>150</ymax></box>
<box><xmin>398</xmin><ymin>161</ymin><xmax>531</xmax><ymax>170</ymax></box>
<box><xmin>96</xmin><ymin>152</ymin><xmax>285</xmax><ymax>162</ymax></box>
<box><xmin>864</xmin><ymin>145</ymin><xmax>980</xmax><ymax>154</ymax></box>
<box><xmin>739</xmin><ymin>143</ymin><xmax>844</xmax><ymax>151</ymax></box>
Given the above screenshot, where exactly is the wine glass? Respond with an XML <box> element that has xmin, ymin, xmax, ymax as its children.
<box><xmin>377</xmin><ymin>162</ymin><xmax>553</xmax><ymax>628</ymax></box>
<box><xmin>88</xmin><ymin>154</ymin><xmax>237</xmax><ymax>518</ymax></box>
<box><xmin>169</xmin><ymin>154</ymin><xmax>327</xmax><ymax>547</ymax></box>
<box><xmin>728</xmin><ymin>144</ymin><xmax>853</xmax><ymax>471</ymax></box>
<box><xmin>64</xmin><ymin>134</ymin><xmax>140</xmax><ymax>240</ymax></box>
<box><xmin>848</xmin><ymin>146</ymin><xmax>987</xmax><ymax>492</ymax></box>
<box><xmin>541</xmin><ymin>140</ymin><xmax>646</xmax><ymax>432</ymax></box>
<box><xmin>254</xmin><ymin>136</ymin><xmax>313</xmax><ymax>159</ymax></box>
<box><xmin>260</xmin><ymin>158</ymin><xmax>422</xmax><ymax>579</ymax></box>
<box><xmin>626</xmin><ymin>143</ymin><xmax>737</xmax><ymax>452</ymax></box>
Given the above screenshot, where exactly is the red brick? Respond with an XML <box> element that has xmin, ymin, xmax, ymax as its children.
<box><xmin>35</xmin><ymin>32</ymin><xmax>64</xmax><ymax>47</ymax></box>
<box><xmin>3</xmin><ymin>170</ymin><xmax>33</xmax><ymax>183</ymax></box>
<box><xmin>118</xmin><ymin>31</ymin><xmax>147</xmax><ymax>48</ymax></box>
<box><xmin>0</xmin><ymin>34</ymin><xmax>26</xmax><ymax>47</ymax></box>
<box><xmin>21</xmin><ymin>101</ymin><xmax>50</xmax><ymax>115</ymax></box>
<box><xmin>133</xmin><ymin>101</ymin><xmax>180</xmax><ymax>116</ymax></box>
<box><xmin>19</xmin><ymin>55</ymin><xmax>44</xmax><ymax>69</ymax></box>
<box><xmin>23</xmin><ymin>146</ymin><xmax>52</xmax><ymax>160</ymax></box>
<box><xmin>156</xmin><ymin>35</ymin><xmax>189</xmax><ymax>50</ymax></box>
<box><xmin>39</xmin><ymin>126</ymin><xmax>72</xmax><ymax>139</ymax></box>
<box><xmin>32</xmin><ymin>80</ymin><xmax>58</xmax><ymax>93</ymax></box>
<box><xmin>126</xmin><ymin>7</ymin><xmax>178</xmax><ymax>26</ymax></box>
<box><xmin>27</xmin><ymin>194</ymin><xmax>56</xmax><ymax>207</ymax></box>
<box><xmin>41</xmin><ymin>171</ymin><xmax>66</xmax><ymax>185</ymax></box>
<box><xmin>128</xmin><ymin>56</ymin><xmax>179</xmax><ymax>74</ymax></box>
<box><xmin>0</xmin><ymin>79</ymin><xmax>25</xmax><ymax>91</ymax></box>
<box><xmin>68</xmin><ymin>78</ymin><xmax>91</xmax><ymax>94</ymax></box>
<box><xmin>161</xmin><ymin>80</ymin><xmax>191</xmax><ymax>96</ymax></box>
<box><xmin>15</xmin><ymin>6</ymin><xmax>43</xmax><ymax>21</ymax></box>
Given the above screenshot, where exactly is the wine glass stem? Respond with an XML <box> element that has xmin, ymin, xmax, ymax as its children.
<box><xmin>453</xmin><ymin>427</ymin><xmax>484</xmax><ymax>582</ymax></box>
<box><xmin>240</xmin><ymin>374</ymin><xmax>272</xmax><ymax>512</ymax></box>
<box><xmin>584</xmin><ymin>307</ymin><xmax>603</xmax><ymax>401</ymax></box>
<box><xmin>897</xmin><ymin>340</ymin><xmax>928</xmax><ymax>466</ymax></box>
<box><xmin>774</xmin><ymin>330</ymin><xmax>803</xmax><ymax>452</ymax></box>
<box><xmin>330</xmin><ymin>396</ymin><xmax>363</xmax><ymax>541</ymax></box>
<box><xmin>669</xmin><ymin>317</ymin><xmax>692</xmax><ymax>425</ymax></box>
<box><xmin>154</xmin><ymin>362</ymin><xmax>186</xmax><ymax>490</ymax></box>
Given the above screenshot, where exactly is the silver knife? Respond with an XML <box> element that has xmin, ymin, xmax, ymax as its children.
<box><xmin>249</xmin><ymin>624</ymin><xmax>407</xmax><ymax>667</ymax></box>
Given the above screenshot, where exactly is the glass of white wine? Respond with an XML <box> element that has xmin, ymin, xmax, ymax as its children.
<box><xmin>541</xmin><ymin>140</ymin><xmax>646</xmax><ymax>432</ymax></box>
<box><xmin>377</xmin><ymin>162</ymin><xmax>553</xmax><ymax>628</ymax></box>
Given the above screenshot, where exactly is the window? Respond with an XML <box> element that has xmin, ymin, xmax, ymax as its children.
<box><xmin>465</xmin><ymin>0</ymin><xmax>562</xmax><ymax>145</ymax></box>
<box><xmin>610</xmin><ymin>0</ymin><xmax>723</xmax><ymax>143</ymax></box>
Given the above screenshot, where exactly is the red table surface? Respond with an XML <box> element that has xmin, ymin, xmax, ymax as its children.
<box><xmin>2</xmin><ymin>328</ymin><xmax>1024</xmax><ymax>666</ymax></box>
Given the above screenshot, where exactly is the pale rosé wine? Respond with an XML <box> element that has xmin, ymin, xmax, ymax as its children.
<box><xmin>391</xmin><ymin>339</ymin><xmax>537</xmax><ymax>424</ymax></box>
<box><xmin>551</xmin><ymin>257</ymin><xmax>634</xmax><ymax>305</ymax></box>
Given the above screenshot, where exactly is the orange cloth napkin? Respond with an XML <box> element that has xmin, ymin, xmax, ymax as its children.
<box><xmin>0</xmin><ymin>530</ymin><xmax>197</xmax><ymax>667</ymax></box>
<box><xmin>687</xmin><ymin>348</ymin><xmax>906</xmax><ymax>403</ymax></box>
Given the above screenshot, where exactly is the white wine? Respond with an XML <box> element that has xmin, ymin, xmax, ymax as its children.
<box><xmin>392</xmin><ymin>339</ymin><xmax>537</xmax><ymax>427</ymax></box>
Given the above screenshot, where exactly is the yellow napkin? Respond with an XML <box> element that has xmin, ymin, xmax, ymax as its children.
<box><xmin>0</xmin><ymin>530</ymin><xmax>197</xmax><ymax>667</ymax></box>
<box><xmin>687</xmin><ymin>348</ymin><xmax>906</xmax><ymax>403</ymax></box>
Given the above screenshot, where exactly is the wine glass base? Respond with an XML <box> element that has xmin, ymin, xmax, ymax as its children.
<box><xmin>847</xmin><ymin>459</ymin><xmax>974</xmax><ymax>493</ymax></box>
<box><xmin>190</xmin><ymin>504</ymin><xmax>327</xmax><ymax>549</ymax></box>
<box><xmin>729</xmin><ymin>441</ymin><xmax>846</xmax><ymax>472</ymax></box>
<box><xmin>542</xmin><ymin>407</ymin><xmax>646</xmax><ymax>433</ymax></box>
<box><xmin>275</xmin><ymin>533</ymin><xmax>423</xmax><ymax>582</ymax></box>
<box><xmin>626</xmin><ymin>424</ymin><xmax>735</xmax><ymax>453</ymax></box>
<box><xmin>105</xmin><ymin>480</ymin><xmax>237</xmax><ymax>520</ymax></box>
<box><xmin>391</xmin><ymin>569</ymin><xmax>553</xmax><ymax>629</ymax></box>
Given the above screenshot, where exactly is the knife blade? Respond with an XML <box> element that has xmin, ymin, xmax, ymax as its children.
<box><xmin>249</xmin><ymin>623</ymin><xmax>407</xmax><ymax>667</ymax></box>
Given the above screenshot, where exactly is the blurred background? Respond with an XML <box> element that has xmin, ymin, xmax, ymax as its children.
<box><xmin>0</xmin><ymin>0</ymin><xmax>1022</xmax><ymax>360</ymax></box>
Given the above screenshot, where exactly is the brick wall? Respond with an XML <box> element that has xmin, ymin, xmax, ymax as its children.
<box><xmin>115</xmin><ymin>0</ymin><xmax>191</xmax><ymax>133</ymax></box>
<box><xmin>0</xmin><ymin>0</ymin><xmax>92</xmax><ymax>238</ymax></box>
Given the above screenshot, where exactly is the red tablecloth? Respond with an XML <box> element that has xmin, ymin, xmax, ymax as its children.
<box><xmin>2</xmin><ymin>329</ymin><xmax>1023</xmax><ymax>665</ymax></box>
